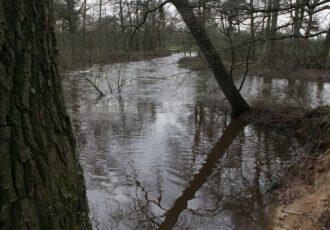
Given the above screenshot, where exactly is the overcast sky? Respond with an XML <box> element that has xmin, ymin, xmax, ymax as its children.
<box><xmin>81</xmin><ymin>0</ymin><xmax>329</xmax><ymax>32</ymax></box>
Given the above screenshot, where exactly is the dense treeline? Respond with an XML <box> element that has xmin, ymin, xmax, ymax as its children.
<box><xmin>54</xmin><ymin>0</ymin><xmax>182</xmax><ymax>68</ymax></box>
<box><xmin>53</xmin><ymin>0</ymin><xmax>329</xmax><ymax>115</ymax></box>
<box><xmin>54</xmin><ymin>0</ymin><xmax>329</xmax><ymax>72</ymax></box>
<box><xmin>189</xmin><ymin>0</ymin><xmax>330</xmax><ymax>72</ymax></box>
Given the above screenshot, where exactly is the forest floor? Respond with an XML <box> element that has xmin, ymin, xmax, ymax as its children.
<box><xmin>243</xmin><ymin>106</ymin><xmax>330</xmax><ymax>230</ymax></box>
<box><xmin>178</xmin><ymin>56</ymin><xmax>330</xmax><ymax>82</ymax></box>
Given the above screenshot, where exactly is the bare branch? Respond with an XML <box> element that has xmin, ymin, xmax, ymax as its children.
<box><xmin>129</xmin><ymin>0</ymin><xmax>172</xmax><ymax>43</ymax></box>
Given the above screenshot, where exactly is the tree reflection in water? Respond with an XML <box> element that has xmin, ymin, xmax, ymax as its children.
<box><xmin>159</xmin><ymin>119</ymin><xmax>246</xmax><ymax>229</ymax></box>
<box><xmin>62</xmin><ymin>54</ymin><xmax>330</xmax><ymax>229</ymax></box>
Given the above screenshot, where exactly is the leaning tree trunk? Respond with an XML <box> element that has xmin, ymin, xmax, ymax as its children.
<box><xmin>0</xmin><ymin>1</ymin><xmax>91</xmax><ymax>229</ymax></box>
<box><xmin>171</xmin><ymin>0</ymin><xmax>250</xmax><ymax>116</ymax></box>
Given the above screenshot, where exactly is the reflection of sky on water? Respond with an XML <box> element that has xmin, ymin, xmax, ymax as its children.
<box><xmin>64</xmin><ymin>54</ymin><xmax>330</xmax><ymax>230</ymax></box>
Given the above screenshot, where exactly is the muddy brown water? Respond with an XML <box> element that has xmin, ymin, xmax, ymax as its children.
<box><xmin>64</xmin><ymin>54</ymin><xmax>330</xmax><ymax>230</ymax></box>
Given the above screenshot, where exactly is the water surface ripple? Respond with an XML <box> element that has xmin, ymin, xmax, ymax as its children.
<box><xmin>64</xmin><ymin>54</ymin><xmax>330</xmax><ymax>230</ymax></box>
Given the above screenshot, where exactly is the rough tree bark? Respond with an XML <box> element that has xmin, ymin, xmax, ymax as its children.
<box><xmin>171</xmin><ymin>0</ymin><xmax>251</xmax><ymax>116</ymax></box>
<box><xmin>0</xmin><ymin>0</ymin><xmax>91</xmax><ymax>229</ymax></box>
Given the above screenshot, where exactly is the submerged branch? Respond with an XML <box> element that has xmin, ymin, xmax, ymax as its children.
<box><xmin>80</xmin><ymin>75</ymin><xmax>105</xmax><ymax>97</ymax></box>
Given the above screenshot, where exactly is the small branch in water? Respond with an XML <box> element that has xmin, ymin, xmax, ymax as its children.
<box><xmin>80</xmin><ymin>74</ymin><xmax>105</xmax><ymax>97</ymax></box>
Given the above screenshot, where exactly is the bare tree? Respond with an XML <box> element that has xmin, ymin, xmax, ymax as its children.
<box><xmin>172</xmin><ymin>0</ymin><xmax>251</xmax><ymax>116</ymax></box>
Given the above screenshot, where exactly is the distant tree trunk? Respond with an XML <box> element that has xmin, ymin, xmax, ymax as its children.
<box><xmin>82</xmin><ymin>0</ymin><xmax>87</xmax><ymax>46</ymax></box>
<box><xmin>99</xmin><ymin>0</ymin><xmax>102</xmax><ymax>36</ymax></box>
<box><xmin>134</xmin><ymin>1</ymin><xmax>141</xmax><ymax>52</ymax></box>
<box><xmin>249</xmin><ymin>0</ymin><xmax>256</xmax><ymax>60</ymax></box>
<box><xmin>98</xmin><ymin>0</ymin><xmax>103</xmax><ymax>57</ymax></box>
<box><xmin>119</xmin><ymin>0</ymin><xmax>126</xmax><ymax>52</ymax></box>
<box><xmin>171</xmin><ymin>0</ymin><xmax>250</xmax><ymax>116</ymax></box>
<box><xmin>305</xmin><ymin>6</ymin><xmax>315</xmax><ymax>37</ymax></box>
<box><xmin>320</xmin><ymin>23</ymin><xmax>330</xmax><ymax>68</ymax></box>
<box><xmin>268</xmin><ymin>0</ymin><xmax>279</xmax><ymax>61</ymax></box>
<box><xmin>0</xmin><ymin>1</ymin><xmax>91</xmax><ymax>229</ymax></box>
<box><xmin>265</xmin><ymin>0</ymin><xmax>272</xmax><ymax>35</ymax></box>
<box><xmin>66</xmin><ymin>0</ymin><xmax>78</xmax><ymax>65</ymax></box>
<box><xmin>270</xmin><ymin>0</ymin><xmax>279</xmax><ymax>36</ymax></box>
<box><xmin>82</xmin><ymin>0</ymin><xmax>88</xmax><ymax>66</ymax></box>
<box><xmin>291</xmin><ymin>0</ymin><xmax>307</xmax><ymax>68</ymax></box>
<box><xmin>259</xmin><ymin>0</ymin><xmax>272</xmax><ymax>65</ymax></box>
<box><xmin>293</xmin><ymin>0</ymin><xmax>305</xmax><ymax>36</ymax></box>
<box><xmin>126</xmin><ymin>1</ymin><xmax>134</xmax><ymax>53</ymax></box>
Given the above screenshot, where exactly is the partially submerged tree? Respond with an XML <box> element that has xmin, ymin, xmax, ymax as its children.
<box><xmin>172</xmin><ymin>0</ymin><xmax>251</xmax><ymax>116</ymax></box>
<box><xmin>0</xmin><ymin>0</ymin><xmax>91</xmax><ymax>229</ymax></box>
<box><xmin>129</xmin><ymin>0</ymin><xmax>251</xmax><ymax>116</ymax></box>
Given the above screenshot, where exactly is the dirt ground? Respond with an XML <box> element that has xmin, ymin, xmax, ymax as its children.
<box><xmin>271</xmin><ymin>149</ymin><xmax>330</xmax><ymax>230</ymax></box>
<box><xmin>269</xmin><ymin>106</ymin><xmax>330</xmax><ymax>230</ymax></box>
<box><xmin>242</xmin><ymin>106</ymin><xmax>330</xmax><ymax>230</ymax></box>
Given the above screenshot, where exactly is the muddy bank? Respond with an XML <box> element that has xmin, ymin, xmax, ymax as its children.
<box><xmin>244</xmin><ymin>106</ymin><xmax>330</xmax><ymax>230</ymax></box>
<box><xmin>272</xmin><ymin>106</ymin><xmax>330</xmax><ymax>230</ymax></box>
<box><xmin>272</xmin><ymin>149</ymin><xmax>330</xmax><ymax>230</ymax></box>
<box><xmin>179</xmin><ymin>56</ymin><xmax>330</xmax><ymax>229</ymax></box>
<box><xmin>65</xmin><ymin>54</ymin><xmax>329</xmax><ymax>229</ymax></box>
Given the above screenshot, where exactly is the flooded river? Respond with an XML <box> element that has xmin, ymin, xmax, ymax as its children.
<box><xmin>64</xmin><ymin>54</ymin><xmax>330</xmax><ymax>230</ymax></box>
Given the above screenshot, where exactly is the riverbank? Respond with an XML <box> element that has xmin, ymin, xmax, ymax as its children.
<box><xmin>244</xmin><ymin>106</ymin><xmax>330</xmax><ymax>230</ymax></box>
<box><xmin>59</xmin><ymin>51</ymin><xmax>172</xmax><ymax>72</ymax></box>
<box><xmin>178</xmin><ymin>56</ymin><xmax>330</xmax><ymax>229</ymax></box>
<box><xmin>272</xmin><ymin>149</ymin><xmax>330</xmax><ymax>230</ymax></box>
<box><xmin>178</xmin><ymin>56</ymin><xmax>330</xmax><ymax>82</ymax></box>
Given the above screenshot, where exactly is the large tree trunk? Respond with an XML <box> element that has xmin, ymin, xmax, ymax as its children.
<box><xmin>171</xmin><ymin>0</ymin><xmax>250</xmax><ymax>116</ymax></box>
<box><xmin>0</xmin><ymin>1</ymin><xmax>91</xmax><ymax>229</ymax></box>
